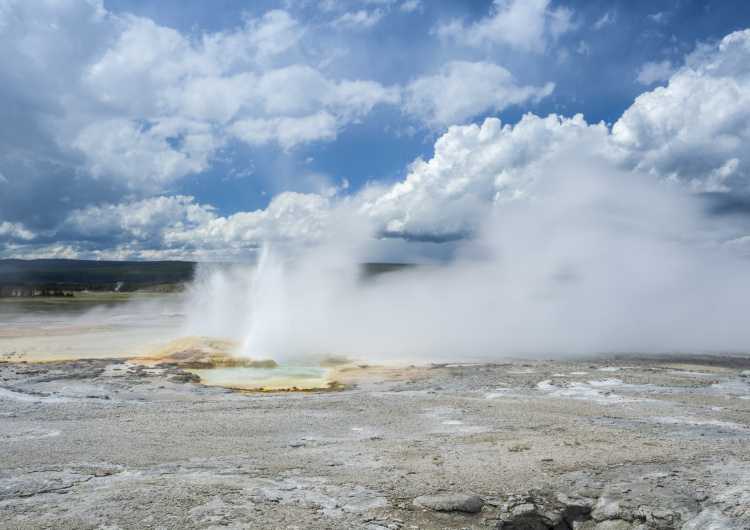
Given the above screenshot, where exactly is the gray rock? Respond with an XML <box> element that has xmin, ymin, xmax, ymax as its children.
<box><xmin>682</xmin><ymin>507</ymin><xmax>735</xmax><ymax>530</ymax></box>
<box><xmin>556</xmin><ymin>493</ymin><xmax>597</xmax><ymax>519</ymax></box>
<box><xmin>0</xmin><ymin>470</ymin><xmax>91</xmax><ymax>500</ymax></box>
<box><xmin>569</xmin><ymin>519</ymin><xmax>644</xmax><ymax>530</ymax></box>
<box><xmin>569</xmin><ymin>514</ymin><xmax>597</xmax><ymax>530</ymax></box>
<box><xmin>495</xmin><ymin>489</ymin><xmax>596</xmax><ymax>529</ymax></box>
<box><xmin>413</xmin><ymin>491</ymin><xmax>484</xmax><ymax>513</ymax></box>
<box><xmin>590</xmin><ymin>521</ymin><xmax>643</xmax><ymax>530</ymax></box>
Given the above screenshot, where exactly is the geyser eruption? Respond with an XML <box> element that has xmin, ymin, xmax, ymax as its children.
<box><xmin>185</xmin><ymin>158</ymin><xmax>750</xmax><ymax>364</ymax></box>
<box><xmin>238</xmin><ymin>245</ymin><xmax>288</xmax><ymax>360</ymax></box>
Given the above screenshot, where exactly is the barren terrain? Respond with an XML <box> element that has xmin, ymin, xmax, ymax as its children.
<box><xmin>1</xmin><ymin>352</ymin><xmax>749</xmax><ymax>529</ymax></box>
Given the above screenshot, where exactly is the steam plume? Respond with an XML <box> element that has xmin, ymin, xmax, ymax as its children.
<box><xmin>184</xmin><ymin>157</ymin><xmax>750</xmax><ymax>363</ymax></box>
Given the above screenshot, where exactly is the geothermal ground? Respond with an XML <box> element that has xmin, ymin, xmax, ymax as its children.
<box><xmin>1</xmin><ymin>352</ymin><xmax>749</xmax><ymax>529</ymax></box>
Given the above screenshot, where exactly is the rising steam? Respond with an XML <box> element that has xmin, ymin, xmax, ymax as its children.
<box><xmin>184</xmin><ymin>158</ymin><xmax>750</xmax><ymax>363</ymax></box>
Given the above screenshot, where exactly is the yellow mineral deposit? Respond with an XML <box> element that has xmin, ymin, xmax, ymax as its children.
<box><xmin>0</xmin><ymin>312</ymin><xmax>348</xmax><ymax>391</ymax></box>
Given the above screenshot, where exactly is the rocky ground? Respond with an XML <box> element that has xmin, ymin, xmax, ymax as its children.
<box><xmin>1</xmin><ymin>354</ymin><xmax>749</xmax><ymax>529</ymax></box>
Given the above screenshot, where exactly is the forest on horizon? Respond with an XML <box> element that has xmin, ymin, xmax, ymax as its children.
<box><xmin>0</xmin><ymin>259</ymin><xmax>412</xmax><ymax>297</ymax></box>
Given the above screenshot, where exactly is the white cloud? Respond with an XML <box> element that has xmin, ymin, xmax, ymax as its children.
<box><xmin>370</xmin><ymin>29</ymin><xmax>750</xmax><ymax>242</ymax></box>
<box><xmin>0</xmin><ymin>221</ymin><xmax>35</xmax><ymax>240</ymax></box>
<box><xmin>82</xmin><ymin>11</ymin><xmax>399</xmax><ymax>156</ymax></box>
<box><xmin>245</xmin><ymin>10</ymin><xmax>303</xmax><ymax>63</ymax></box>
<box><xmin>405</xmin><ymin>61</ymin><xmax>554</xmax><ymax>126</ymax></box>
<box><xmin>161</xmin><ymin>192</ymin><xmax>334</xmax><ymax>252</ymax></box>
<box><xmin>257</xmin><ymin>66</ymin><xmax>329</xmax><ymax>114</ymax></box>
<box><xmin>332</xmin><ymin>9</ymin><xmax>384</xmax><ymax>29</ymax></box>
<box><xmin>29</xmin><ymin>22</ymin><xmax>750</xmax><ymax>259</ymax></box>
<box><xmin>170</xmin><ymin>73</ymin><xmax>258</xmax><ymax>124</ymax></box>
<box><xmin>252</xmin><ymin>65</ymin><xmax>399</xmax><ymax>118</ymax></box>
<box><xmin>332</xmin><ymin>79</ymin><xmax>401</xmax><ymax>115</ymax></box>
<box><xmin>231</xmin><ymin>112</ymin><xmax>340</xmax><ymax>149</ymax></box>
<box><xmin>635</xmin><ymin>60</ymin><xmax>674</xmax><ymax>85</ymax></box>
<box><xmin>400</xmin><ymin>0</ymin><xmax>422</xmax><ymax>13</ymax></box>
<box><xmin>6</xmin><ymin>245</ymin><xmax>81</xmax><ymax>260</ymax></box>
<box><xmin>46</xmin><ymin>192</ymin><xmax>337</xmax><ymax>260</ymax></box>
<box><xmin>4</xmin><ymin>3</ymin><xmax>750</xmax><ymax>260</ymax></box>
<box><xmin>84</xmin><ymin>15</ymin><xmax>189</xmax><ymax>115</ymax></box>
<box><xmin>221</xmin><ymin>66</ymin><xmax>398</xmax><ymax>148</ymax></box>
<box><xmin>436</xmin><ymin>0</ymin><xmax>575</xmax><ymax>52</ymax></box>
<box><xmin>547</xmin><ymin>5</ymin><xmax>575</xmax><ymax>41</ymax></box>
<box><xmin>593</xmin><ymin>11</ymin><xmax>615</xmax><ymax>30</ymax></box>
<box><xmin>360</xmin><ymin>114</ymin><xmax>610</xmax><ymax>240</ymax></box>
<box><xmin>723</xmin><ymin>234</ymin><xmax>750</xmax><ymax>253</ymax></box>
<box><xmin>62</xmin><ymin>195</ymin><xmax>216</xmax><ymax>240</ymax></box>
<box><xmin>690</xmin><ymin>158</ymin><xmax>739</xmax><ymax>193</ymax></box>
<box><xmin>0</xmin><ymin>1</ymin><xmax>403</xmax><ymax>201</ymax></box>
<box><xmin>73</xmin><ymin>118</ymin><xmax>219</xmax><ymax>189</ymax></box>
<box><xmin>36</xmin><ymin>28</ymin><xmax>750</xmax><ymax>256</ymax></box>
<box><xmin>575</xmin><ymin>41</ymin><xmax>590</xmax><ymax>55</ymax></box>
<box><xmin>612</xmin><ymin>29</ymin><xmax>750</xmax><ymax>194</ymax></box>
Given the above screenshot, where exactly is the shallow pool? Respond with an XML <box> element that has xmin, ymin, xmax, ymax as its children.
<box><xmin>186</xmin><ymin>365</ymin><xmax>332</xmax><ymax>390</ymax></box>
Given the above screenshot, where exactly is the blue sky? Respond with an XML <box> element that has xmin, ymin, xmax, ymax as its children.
<box><xmin>1</xmin><ymin>0</ymin><xmax>750</xmax><ymax>261</ymax></box>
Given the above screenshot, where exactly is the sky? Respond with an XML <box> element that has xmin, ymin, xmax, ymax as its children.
<box><xmin>1</xmin><ymin>0</ymin><xmax>750</xmax><ymax>261</ymax></box>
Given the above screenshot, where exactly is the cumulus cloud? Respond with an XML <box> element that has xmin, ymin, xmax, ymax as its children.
<box><xmin>400</xmin><ymin>0</ymin><xmax>422</xmax><ymax>13</ymax></box>
<box><xmin>14</xmin><ymin>28</ymin><xmax>750</xmax><ymax>259</ymax></box>
<box><xmin>34</xmin><ymin>195</ymin><xmax>215</xmax><ymax>259</ymax></box>
<box><xmin>593</xmin><ymin>11</ymin><xmax>615</xmax><ymax>30</ymax></box>
<box><xmin>360</xmin><ymin>114</ymin><xmax>610</xmax><ymax>241</ymax></box>
<box><xmin>322</xmin><ymin>0</ymin><xmax>415</xmax><ymax>27</ymax></box>
<box><xmin>61</xmin><ymin>196</ymin><xmax>215</xmax><ymax>242</ymax></box>
<box><xmin>81</xmin><ymin>10</ymin><xmax>399</xmax><ymax>161</ymax></box>
<box><xmin>231</xmin><ymin>112</ymin><xmax>339</xmax><ymax>150</ymax></box>
<box><xmin>245</xmin><ymin>10</ymin><xmax>304</xmax><ymax>62</ymax></box>
<box><xmin>31</xmin><ymin>192</ymin><xmax>339</xmax><ymax>260</ymax></box>
<box><xmin>332</xmin><ymin>9</ymin><xmax>384</xmax><ymax>29</ymax></box>
<box><xmin>0</xmin><ymin>0</ymin><xmax>401</xmax><ymax>206</ymax></box>
<box><xmin>436</xmin><ymin>0</ymin><xmax>575</xmax><ymax>52</ymax></box>
<box><xmin>3</xmin><ymin>2</ymin><xmax>750</xmax><ymax>261</ymax></box>
<box><xmin>372</xmin><ymin>29</ymin><xmax>750</xmax><ymax>246</ymax></box>
<box><xmin>230</xmin><ymin>28</ymin><xmax>750</xmax><ymax>249</ymax></box>
<box><xmin>378</xmin><ymin>29</ymin><xmax>750</xmax><ymax>244</ymax></box>
<box><xmin>404</xmin><ymin>61</ymin><xmax>554</xmax><ymax>126</ymax></box>
<box><xmin>635</xmin><ymin>60</ymin><xmax>674</xmax><ymax>85</ymax></box>
<box><xmin>73</xmin><ymin>119</ymin><xmax>219</xmax><ymax>190</ymax></box>
<box><xmin>0</xmin><ymin>222</ymin><xmax>35</xmax><ymax>241</ymax></box>
<box><xmin>16</xmin><ymin>108</ymin><xmax>610</xmax><ymax>255</ymax></box>
<box><xmin>5</xmin><ymin>245</ymin><xmax>82</xmax><ymax>260</ymax></box>
<box><xmin>648</xmin><ymin>12</ymin><xmax>668</xmax><ymax>24</ymax></box>
<box><xmin>612</xmin><ymin>30</ymin><xmax>750</xmax><ymax>194</ymax></box>
<box><xmin>165</xmin><ymin>192</ymin><xmax>334</xmax><ymax>250</ymax></box>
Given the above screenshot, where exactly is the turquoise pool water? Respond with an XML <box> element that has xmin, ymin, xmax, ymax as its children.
<box><xmin>186</xmin><ymin>365</ymin><xmax>332</xmax><ymax>390</ymax></box>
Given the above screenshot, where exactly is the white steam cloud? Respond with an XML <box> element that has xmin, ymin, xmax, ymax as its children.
<box><xmin>183</xmin><ymin>155</ymin><xmax>750</xmax><ymax>363</ymax></box>
<box><xmin>179</xmin><ymin>29</ymin><xmax>750</xmax><ymax>363</ymax></box>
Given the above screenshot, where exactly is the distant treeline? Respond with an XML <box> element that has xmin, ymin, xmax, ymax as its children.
<box><xmin>0</xmin><ymin>259</ymin><xmax>416</xmax><ymax>297</ymax></box>
<box><xmin>0</xmin><ymin>285</ymin><xmax>76</xmax><ymax>298</ymax></box>
<box><xmin>0</xmin><ymin>259</ymin><xmax>195</xmax><ymax>296</ymax></box>
<box><xmin>361</xmin><ymin>263</ymin><xmax>416</xmax><ymax>275</ymax></box>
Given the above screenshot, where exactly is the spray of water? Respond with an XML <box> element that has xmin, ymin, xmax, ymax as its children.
<box><xmin>238</xmin><ymin>245</ymin><xmax>288</xmax><ymax>359</ymax></box>
<box><xmin>184</xmin><ymin>159</ymin><xmax>750</xmax><ymax>364</ymax></box>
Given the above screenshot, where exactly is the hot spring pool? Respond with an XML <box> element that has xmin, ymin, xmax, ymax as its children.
<box><xmin>185</xmin><ymin>365</ymin><xmax>333</xmax><ymax>390</ymax></box>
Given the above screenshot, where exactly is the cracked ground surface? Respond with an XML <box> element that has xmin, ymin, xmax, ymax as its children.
<box><xmin>1</xmin><ymin>354</ymin><xmax>749</xmax><ymax>529</ymax></box>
